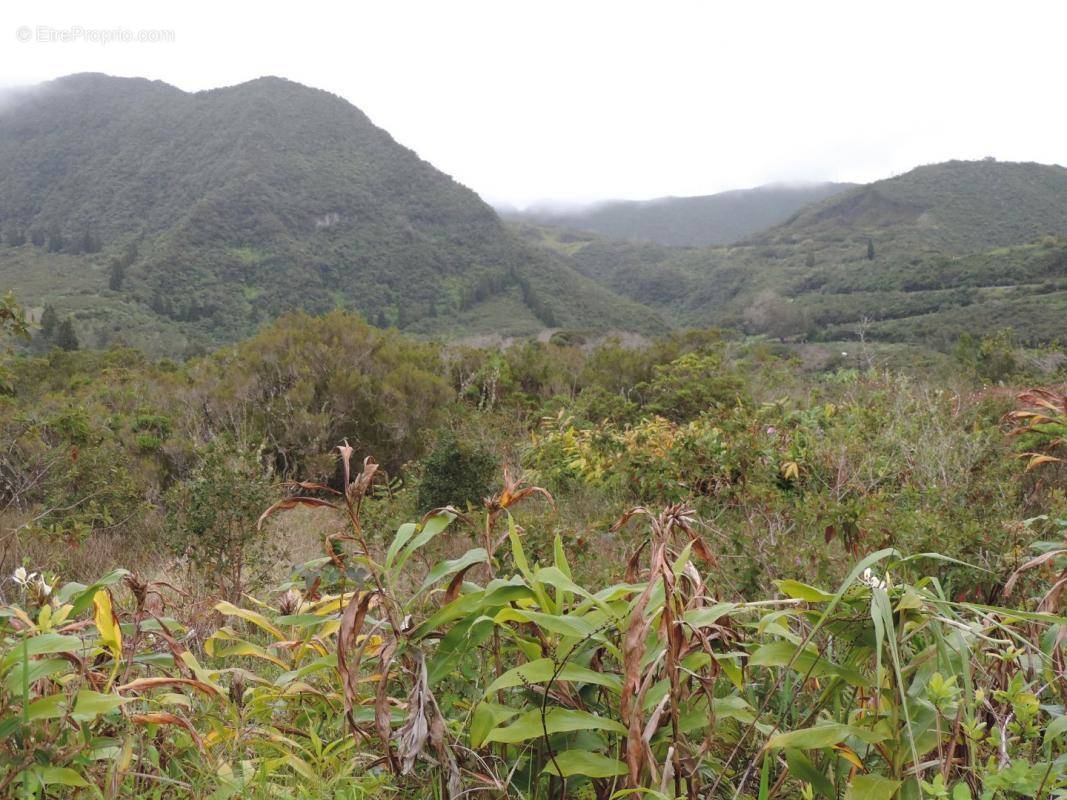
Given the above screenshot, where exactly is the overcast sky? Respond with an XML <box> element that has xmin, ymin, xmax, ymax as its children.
<box><xmin>1</xmin><ymin>0</ymin><xmax>1065</xmax><ymax>208</ymax></box>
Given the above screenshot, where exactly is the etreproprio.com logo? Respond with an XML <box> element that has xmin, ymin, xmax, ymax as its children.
<box><xmin>16</xmin><ymin>25</ymin><xmax>176</xmax><ymax>44</ymax></box>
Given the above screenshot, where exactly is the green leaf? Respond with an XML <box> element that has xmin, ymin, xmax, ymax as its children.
<box><xmin>1044</xmin><ymin>714</ymin><xmax>1067</xmax><ymax>754</ymax></box>
<box><xmin>683</xmin><ymin>603</ymin><xmax>737</xmax><ymax>628</ymax></box>
<box><xmin>844</xmin><ymin>774</ymin><xmax>901</xmax><ymax>800</ymax></box>
<box><xmin>484</xmin><ymin>657</ymin><xmax>622</xmax><ymax>697</ymax></box>
<box><xmin>768</xmin><ymin>723</ymin><xmax>884</xmax><ymax>750</ymax></box>
<box><xmin>494</xmin><ymin>607</ymin><xmax>598</xmax><ymax>639</ymax></box>
<box><xmin>393</xmin><ymin>513</ymin><xmax>455</xmax><ymax>571</ymax></box>
<box><xmin>552</xmin><ymin>534</ymin><xmax>572</xmax><ymax>580</ymax></box>
<box><xmin>535</xmin><ymin>566</ymin><xmax>617</xmax><ymax>619</ymax></box>
<box><xmin>485</xmin><ymin>707</ymin><xmax>626</xmax><ymax>743</ymax></box>
<box><xmin>0</xmin><ymin>633</ymin><xmax>83</xmax><ymax>673</ymax></box>
<box><xmin>749</xmin><ymin>640</ymin><xmax>870</xmax><ymax>687</ymax></box>
<box><xmin>785</xmin><ymin>748</ymin><xmax>835</xmax><ymax>798</ymax></box>
<box><xmin>470</xmin><ymin>702</ymin><xmax>521</xmax><ymax>748</ymax></box>
<box><xmin>385</xmin><ymin>522</ymin><xmax>417</xmax><ymax>571</ymax></box>
<box><xmin>15</xmin><ymin>766</ymin><xmax>89</xmax><ymax>788</ymax></box>
<box><xmin>410</xmin><ymin>580</ymin><xmax>533</xmax><ymax>641</ymax></box>
<box><xmin>273</xmin><ymin>613</ymin><xmax>334</xmax><ymax>629</ymax></box>
<box><xmin>960</xmin><ymin>603</ymin><xmax>1067</xmax><ymax>626</ymax></box>
<box><xmin>508</xmin><ymin>515</ymin><xmax>553</xmax><ymax>612</ymax></box>
<box><xmin>61</xmin><ymin>569</ymin><xmax>131</xmax><ymax>616</ymax></box>
<box><xmin>418</xmin><ymin>548</ymin><xmax>488</xmax><ymax>595</ymax></box>
<box><xmin>71</xmin><ymin>689</ymin><xmax>128</xmax><ymax>721</ymax></box>
<box><xmin>4</xmin><ymin>658</ymin><xmax>71</xmax><ymax>693</ymax></box>
<box><xmin>775</xmin><ymin>579</ymin><xmax>834</xmax><ymax>603</ymax></box>
<box><xmin>26</xmin><ymin>693</ymin><xmax>67</xmax><ymax>721</ymax></box>
<box><xmin>542</xmin><ymin>750</ymin><xmax>627</xmax><ymax>778</ymax></box>
<box><xmin>206</xmin><ymin>635</ymin><xmax>288</xmax><ymax>668</ymax></box>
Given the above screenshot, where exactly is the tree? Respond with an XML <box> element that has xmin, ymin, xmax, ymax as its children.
<box><xmin>953</xmin><ymin>329</ymin><xmax>1018</xmax><ymax>384</ymax></box>
<box><xmin>203</xmin><ymin>310</ymin><xmax>451</xmax><ymax>478</ymax></box>
<box><xmin>867</xmin><ymin>238</ymin><xmax>875</xmax><ymax>260</ymax></box>
<box><xmin>78</xmin><ymin>226</ymin><xmax>101</xmax><ymax>254</ymax></box>
<box><xmin>29</xmin><ymin>229</ymin><xmax>45</xmax><ymax>247</ymax></box>
<box><xmin>108</xmin><ymin>259</ymin><xmax>126</xmax><ymax>291</ymax></box>
<box><xmin>805</xmin><ymin>251</ymin><xmax>816</xmax><ymax>268</ymax></box>
<box><xmin>46</xmin><ymin>226</ymin><xmax>65</xmax><ymax>253</ymax></box>
<box><xmin>55</xmin><ymin>318</ymin><xmax>80</xmax><ymax>351</ymax></box>
<box><xmin>39</xmin><ymin>305</ymin><xmax>58</xmax><ymax>338</ymax></box>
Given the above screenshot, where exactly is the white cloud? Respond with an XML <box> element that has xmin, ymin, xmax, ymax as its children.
<box><xmin>1</xmin><ymin>0</ymin><xmax>1064</xmax><ymax>206</ymax></box>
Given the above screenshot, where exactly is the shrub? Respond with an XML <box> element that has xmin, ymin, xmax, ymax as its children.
<box><xmin>164</xmin><ymin>438</ymin><xmax>278</xmax><ymax>600</ymax></box>
<box><xmin>636</xmin><ymin>350</ymin><xmax>747</xmax><ymax>421</ymax></box>
<box><xmin>417</xmin><ymin>430</ymin><xmax>497</xmax><ymax>511</ymax></box>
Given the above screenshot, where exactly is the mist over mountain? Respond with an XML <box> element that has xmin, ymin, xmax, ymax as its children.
<box><xmin>499</xmin><ymin>182</ymin><xmax>856</xmax><ymax>246</ymax></box>
<box><xmin>0</xmin><ymin>73</ymin><xmax>660</xmax><ymax>355</ymax></box>
<box><xmin>522</xmin><ymin>159</ymin><xmax>1067</xmax><ymax>347</ymax></box>
<box><xmin>3</xmin><ymin>75</ymin><xmax>1067</xmax><ymax>357</ymax></box>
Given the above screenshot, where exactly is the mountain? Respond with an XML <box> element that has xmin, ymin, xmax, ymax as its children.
<box><xmin>529</xmin><ymin>160</ymin><xmax>1067</xmax><ymax>347</ymax></box>
<box><xmin>500</xmin><ymin>182</ymin><xmax>856</xmax><ymax>246</ymax></box>
<box><xmin>0</xmin><ymin>73</ymin><xmax>661</xmax><ymax>355</ymax></box>
<box><xmin>751</xmin><ymin>159</ymin><xmax>1067</xmax><ymax>252</ymax></box>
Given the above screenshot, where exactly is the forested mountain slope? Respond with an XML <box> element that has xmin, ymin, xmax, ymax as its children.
<box><xmin>519</xmin><ymin>160</ymin><xmax>1067</xmax><ymax>346</ymax></box>
<box><xmin>0</xmin><ymin>73</ymin><xmax>659</xmax><ymax>354</ymax></box>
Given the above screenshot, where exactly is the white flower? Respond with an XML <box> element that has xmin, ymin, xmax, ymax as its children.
<box><xmin>841</xmin><ymin>352</ymin><xmax>848</xmax><ymax>357</ymax></box>
<box><xmin>12</xmin><ymin>567</ymin><xmax>36</xmax><ymax>587</ymax></box>
<box><xmin>860</xmin><ymin>568</ymin><xmax>887</xmax><ymax>590</ymax></box>
<box><xmin>35</xmin><ymin>575</ymin><xmax>52</xmax><ymax>597</ymax></box>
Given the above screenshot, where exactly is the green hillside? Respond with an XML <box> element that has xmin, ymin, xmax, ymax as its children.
<box><xmin>0</xmin><ymin>73</ymin><xmax>659</xmax><ymax>355</ymax></box>
<box><xmin>757</xmin><ymin>159</ymin><xmax>1067</xmax><ymax>252</ymax></box>
<box><xmin>533</xmin><ymin>160</ymin><xmax>1067</xmax><ymax>346</ymax></box>
<box><xmin>501</xmin><ymin>182</ymin><xmax>855</xmax><ymax>246</ymax></box>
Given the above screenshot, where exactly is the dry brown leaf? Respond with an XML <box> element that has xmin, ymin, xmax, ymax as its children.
<box><xmin>1004</xmin><ymin>548</ymin><xmax>1066</xmax><ymax>597</ymax></box>
<box><xmin>257</xmin><ymin>496</ymin><xmax>338</xmax><ymax>529</ymax></box>
<box><xmin>119</xmin><ymin>676</ymin><xmax>221</xmax><ymax>698</ymax></box>
<box><xmin>375</xmin><ymin>640</ymin><xmax>399</xmax><ymax>774</ymax></box>
<box><xmin>337</xmin><ymin>591</ymin><xmax>378</xmax><ymax>722</ymax></box>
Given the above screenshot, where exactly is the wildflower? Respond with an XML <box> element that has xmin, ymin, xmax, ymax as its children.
<box><xmin>35</xmin><ymin>575</ymin><xmax>52</xmax><ymax>597</ymax></box>
<box><xmin>860</xmin><ymin>568</ymin><xmax>887</xmax><ymax>590</ymax></box>
<box><xmin>12</xmin><ymin>566</ymin><xmax>36</xmax><ymax>587</ymax></box>
<box><xmin>766</xmin><ymin>426</ymin><xmax>777</xmax><ymax>435</ymax></box>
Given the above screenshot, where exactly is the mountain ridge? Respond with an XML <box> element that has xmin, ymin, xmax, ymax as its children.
<box><xmin>0</xmin><ymin>73</ymin><xmax>662</xmax><ymax>355</ymax></box>
<box><xmin>500</xmin><ymin>181</ymin><xmax>857</xmax><ymax>246</ymax></box>
<box><xmin>530</xmin><ymin>158</ymin><xmax>1067</xmax><ymax>347</ymax></box>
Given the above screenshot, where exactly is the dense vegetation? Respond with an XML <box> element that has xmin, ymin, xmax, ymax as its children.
<box><xmin>4</xmin><ymin>73</ymin><xmax>1067</xmax><ymax>798</ymax></box>
<box><xmin>500</xmin><ymin>182</ymin><xmax>855</xmax><ymax>246</ymax></box>
<box><xmin>0</xmin><ymin>74</ymin><xmax>658</xmax><ymax>355</ymax></box>
<box><xmin>518</xmin><ymin>160</ymin><xmax>1067</xmax><ymax>348</ymax></box>
<box><xmin>4</xmin><ymin>75</ymin><xmax>1067</xmax><ymax>361</ymax></box>
<box><xmin>4</xmin><ymin>292</ymin><xmax>1067</xmax><ymax>797</ymax></box>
